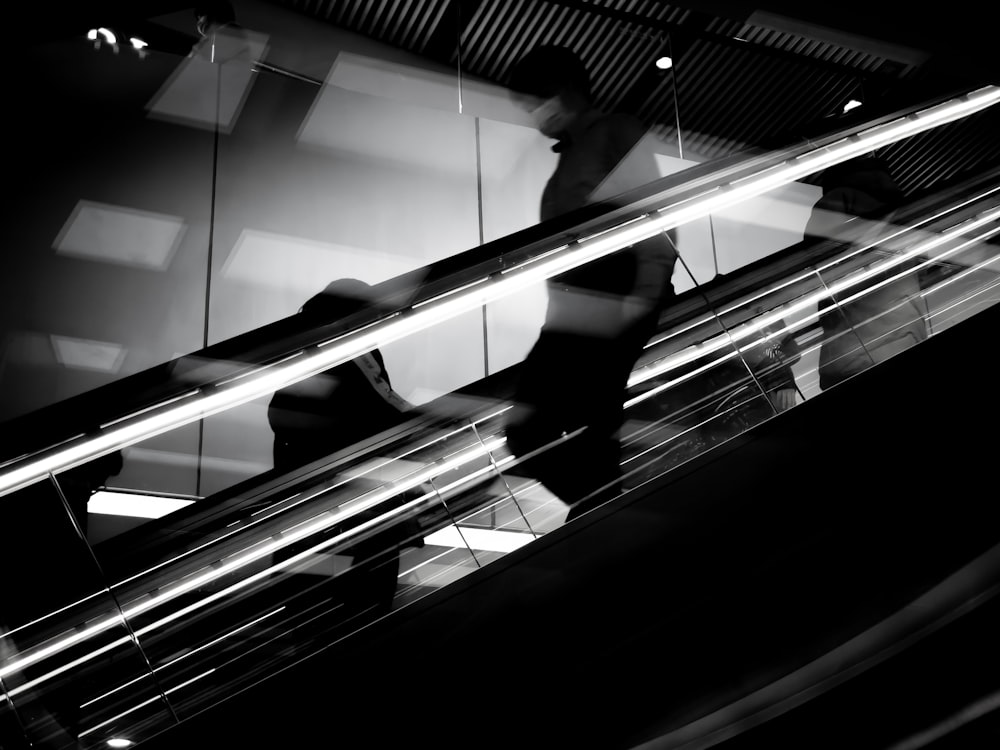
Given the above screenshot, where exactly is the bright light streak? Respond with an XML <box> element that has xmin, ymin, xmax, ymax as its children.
<box><xmin>0</xmin><ymin>439</ymin><xmax>503</xmax><ymax>690</ymax></box>
<box><xmin>78</xmin><ymin>670</ymin><xmax>215</xmax><ymax>738</ymax></box>
<box><xmin>1</xmin><ymin>86</ymin><xmax>997</xmax><ymax>500</ymax></box>
<box><xmin>626</xmin><ymin>205</ymin><xmax>1000</xmax><ymax>394</ymax></box>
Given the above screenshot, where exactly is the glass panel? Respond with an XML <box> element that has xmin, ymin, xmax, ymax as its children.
<box><xmin>198</xmin><ymin>6</ymin><xmax>483</xmax><ymax>497</ymax></box>
<box><xmin>2</xmin><ymin>14</ymin><xmax>216</xmax><ymax>423</ymax></box>
<box><xmin>622</xmin><ymin>297</ymin><xmax>763</xmax><ymax>489</ymax></box>
<box><xmin>205</xmin><ymin>8</ymin><xmax>479</xmax><ymax>356</ymax></box>
<box><xmin>918</xmin><ymin>201</ymin><xmax>1000</xmax><ymax>337</ymax></box>
<box><xmin>85</xmin><ymin>426</ymin><xmax>468</xmax><ymax>723</ymax></box>
<box><xmin>806</xmin><ymin>146</ymin><xmax>1000</xmax><ymax>393</ymax></box>
<box><xmin>708</xmin><ymin>273</ymin><xmax>821</xmax><ymax>416</ymax></box>
<box><xmin>425</xmin><ymin>406</ymin><xmax>542</xmax><ymax>567</ymax></box>
<box><xmin>0</xmin><ymin>479</ymin><xmax>172</xmax><ymax>749</ymax></box>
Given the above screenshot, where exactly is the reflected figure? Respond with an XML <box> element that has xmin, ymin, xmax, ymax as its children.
<box><xmin>503</xmin><ymin>46</ymin><xmax>678</xmax><ymax>518</ymax></box>
<box><xmin>267</xmin><ymin>279</ymin><xmax>420</xmax><ymax>622</ymax></box>
<box><xmin>742</xmin><ymin>307</ymin><xmax>803</xmax><ymax>415</ymax></box>
<box><xmin>804</xmin><ymin>156</ymin><xmax>929</xmax><ymax>389</ymax></box>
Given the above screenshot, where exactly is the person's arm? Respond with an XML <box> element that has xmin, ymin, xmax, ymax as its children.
<box><xmin>597</xmin><ymin>119</ymin><xmax>677</xmax><ymax>313</ymax></box>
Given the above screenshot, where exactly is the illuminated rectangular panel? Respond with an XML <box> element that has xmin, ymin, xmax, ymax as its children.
<box><xmin>221</xmin><ymin>229</ymin><xmax>419</xmax><ymax>292</ymax></box>
<box><xmin>298</xmin><ymin>84</ymin><xmax>478</xmax><ymax>176</ymax></box>
<box><xmin>327</xmin><ymin>52</ymin><xmax>463</xmax><ymax>114</ymax></box>
<box><xmin>146</xmin><ymin>27</ymin><xmax>269</xmax><ymax>132</ymax></box>
<box><xmin>54</xmin><ymin>201</ymin><xmax>186</xmax><ymax>270</ymax></box>
<box><xmin>51</xmin><ymin>335</ymin><xmax>127</xmax><ymax>373</ymax></box>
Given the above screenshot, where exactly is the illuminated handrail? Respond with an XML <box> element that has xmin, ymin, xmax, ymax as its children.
<box><xmin>0</xmin><ymin>84</ymin><xmax>997</xmax><ymax>499</ymax></box>
<box><xmin>3</xmin><ymin>183</ymin><xmax>999</xmax><ymax>702</ymax></box>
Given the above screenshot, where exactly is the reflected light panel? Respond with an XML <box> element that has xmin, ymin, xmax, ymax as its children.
<box><xmin>54</xmin><ymin>200</ymin><xmax>186</xmax><ymax>271</ymax></box>
<box><xmin>51</xmin><ymin>335</ymin><xmax>127</xmax><ymax>373</ymax></box>
<box><xmin>222</xmin><ymin>229</ymin><xmax>418</xmax><ymax>291</ymax></box>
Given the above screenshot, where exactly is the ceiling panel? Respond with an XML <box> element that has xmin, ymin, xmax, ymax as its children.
<box><xmin>243</xmin><ymin>0</ymin><xmax>1000</xmax><ymax>195</ymax></box>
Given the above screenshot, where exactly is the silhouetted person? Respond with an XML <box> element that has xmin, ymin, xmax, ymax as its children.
<box><xmin>503</xmin><ymin>46</ymin><xmax>678</xmax><ymax>518</ymax></box>
<box><xmin>268</xmin><ymin>279</ymin><xmax>413</xmax><ymax>471</ymax></box>
<box><xmin>267</xmin><ymin>279</ymin><xmax>420</xmax><ymax>622</ymax></box>
<box><xmin>804</xmin><ymin>155</ymin><xmax>928</xmax><ymax>389</ymax></box>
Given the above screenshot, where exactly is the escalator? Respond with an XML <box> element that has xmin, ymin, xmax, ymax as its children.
<box><xmin>3</xmin><ymin>86</ymin><xmax>1000</xmax><ymax>750</ymax></box>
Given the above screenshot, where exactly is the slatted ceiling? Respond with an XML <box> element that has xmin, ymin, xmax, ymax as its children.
<box><xmin>458</xmin><ymin>0</ymin><xmax>659</xmax><ymax>106</ymax></box>
<box><xmin>398</xmin><ymin>0</ymin><xmax>440</xmax><ymax>49</ymax></box>
<box><xmin>636</xmin><ymin>68</ymin><xmax>676</xmax><ymax>122</ymax></box>
<box><xmin>592</xmin><ymin>34</ymin><xmax>664</xmax><ymax>112</ymax></box>
<box><xmin>703</xmin><ymin>15</ymin><xmax>742</xmax><ymax>37</ymax></box>
<box><xmin>885</xmin><ymin>108</ymin><xmax>1000</xmax><ymax>194</ymax></box>
<box><xmin>671</xmin><ymin>37</ymin><xmax>859</xmax><ymax>153</ymax></box>
<box><xmin>298</xmin><ymin>0</ymin><xmax>446</xmax><ymax>51</ymax></box>
<box><xmin>736</xmin><ymin>25</ymin><xmax>890</xmax><ymax>73</ymax></box>
<box><xmin>269</xmin><ymin>0</ymin><xmax>997</xmax><ymax>202</ymax></box>
<box><xmin>458</xmin><ymin>0</ymin><xmax>520</xmax><ymax>74</ymax></box>
<box><xmin>410</xmin><ymin>0</ymin><xmax>449</xmax><ymax>52</ymax></box>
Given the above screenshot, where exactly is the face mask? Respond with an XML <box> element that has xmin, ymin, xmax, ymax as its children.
<box><xmin>530</xmin><ymin>96</ymin><xmax>564</xmax><ymax>134</ymax></box>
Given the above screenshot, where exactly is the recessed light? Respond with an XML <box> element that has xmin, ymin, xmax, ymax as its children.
<box><xmin>655</xmin><ymin>56</ymin><xmax>673</xmax><ymax>70</ymax></box>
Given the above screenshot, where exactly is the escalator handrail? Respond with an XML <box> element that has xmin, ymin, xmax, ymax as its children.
<box><xmin>0</xmin><ymin>84</ymin><xmax>997</xmax><ymax>497</ymax></box>
<box><xmin>88</xmin><ymin>160</ymin><xmax>1000</xmax><ymax>579</ymax></box>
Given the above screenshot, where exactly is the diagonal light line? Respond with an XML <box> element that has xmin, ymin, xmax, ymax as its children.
<box><xmin>1</xmin><ymin>86</ymin><xmax>997</xmax><ymax>500</ymax></box>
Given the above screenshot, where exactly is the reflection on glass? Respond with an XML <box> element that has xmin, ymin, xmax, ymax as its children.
<box><xmin>6</xmin><ymin>3</ymin><xmax>1000</xmax><ymax>745</ymax></box>
<box><xmin>0</xmin><ymin>478</ymin><xmax>172</xmax><ymax>749</ymax></box>
<box><xmin>2</xmin><ymin>18</ymin><xmax>216</xmax><ymax>423</ymax></box>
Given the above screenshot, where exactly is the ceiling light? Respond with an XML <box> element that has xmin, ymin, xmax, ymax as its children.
<box><xmin>655</xmin><ymin>56</ymin><xmax>673</xmax><ymax>70</ymax></box>
<box><xmin>844</xmin><ymin>99</ymin><xmax>863</xmax><ymax>112</ymax></box>
<box><xmin>129</xmin><ymin>37</ymin><xmax>147</xmax><ymax>50</ymax></box>
<box><xmin>106</xmin><ymin>740</ymin><xmax>133</xmax><ymax>748</ymax></box>
<box><xmin>90</xmin><ymin>28</ymin><xmax>116</xmax><ymax>45</ymax></box>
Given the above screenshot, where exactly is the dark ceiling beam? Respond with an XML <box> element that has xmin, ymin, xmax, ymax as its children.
<box><xmin>544</xmin><ymin>0</ymin><xmax>905</xmax><ymax>84</ymax></box>
<box><xmin>672</xmin><ymin>0</ymin><xmax>1000</xmax><ymax>84</ymax></box>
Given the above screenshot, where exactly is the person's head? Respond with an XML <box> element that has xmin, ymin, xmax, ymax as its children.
<box><xmin>818</xmin><ymin>154</ymin><xmax>904</xmax><ymax>207</ymax></box>
<box><xmin>300</xmin><ymin>278</ymin><xmax>374</xmax><ymax>322</ymax></box>
<box><xmin>508</xmin><ymin>45</ymin><xmax>593</xmax><ymax>138</ymax></box>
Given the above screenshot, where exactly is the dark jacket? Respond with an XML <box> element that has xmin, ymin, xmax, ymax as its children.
<box><xmin>541</xmin><ymin>110</ymin><xmax>677</xmax><ymax>335</ymax></box>
<box><xmin>267</xmin><ymin>281</ymin><xmax>412</xmax><ymax>472</ymax></box>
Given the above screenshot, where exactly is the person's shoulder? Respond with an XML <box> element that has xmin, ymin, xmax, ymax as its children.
<box><xmin>590</xmin><ymin>112</ymin><xmax>645</xmax><ymax>135</ymax></box>
<box><xmin>582</xmin><ymin>112</ymin><xmax>647</xmax><ymax>153</ymax></box>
